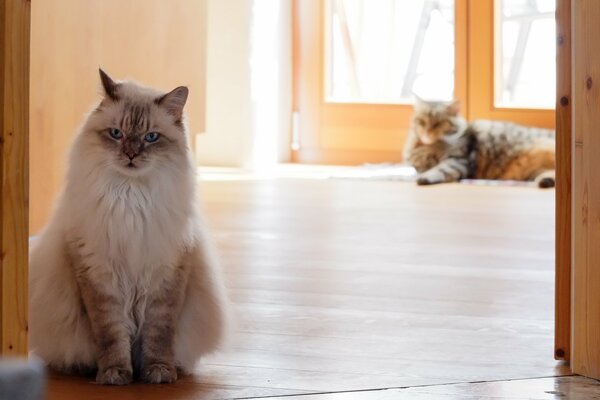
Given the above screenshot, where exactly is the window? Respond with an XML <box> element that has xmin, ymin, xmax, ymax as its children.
<box><xmin>495</xmin><ymin>0</ymin><xmax>556</xmax><ymax>109</ymax></box>
<box><xmin>325</xmin><ymin>0</ymin><xmax>455</xmax><ymax>104</ymax></box>
<box><xmin>293</xmin><ymin>0</ymin><xmax>555</xmax><ymax>165</ymax></box>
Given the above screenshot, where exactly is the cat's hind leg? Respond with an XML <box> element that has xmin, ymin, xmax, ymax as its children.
<box><xmin>505</xmin><ymin>143</ymin><xmax>555</xmax><ymax>188</ymax></box>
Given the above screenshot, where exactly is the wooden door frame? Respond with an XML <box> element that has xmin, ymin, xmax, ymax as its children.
<box><xmin>571</xmin><ymin>0</ymin><xmax>600</xmax><ymax>379</ymax></box>
<box><xmin>0</xmin><ymin>0</ymin><xmax>30</xmax><ymax>356</ymax></box>
<box><xmin>554</xmin><ymin>0</ymin><xmax>571</xmax><ymax>363</ymax></box>
<box><xmin>0</xmin><ymin>0</ymin><xmax>586</xmax><ymax>377</ymax></box>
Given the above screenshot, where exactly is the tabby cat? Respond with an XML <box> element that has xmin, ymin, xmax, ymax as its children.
<box><xmin>29</xmin><ymin>70</ymin><xmax>230</xmax><ymax>385</ymax></box>
<box><xmin>403</xmin><ymin>99</ymin><xmax>555</xmax><ymax>188</ymax></box>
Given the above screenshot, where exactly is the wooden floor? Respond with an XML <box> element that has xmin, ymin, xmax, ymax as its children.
<box><xmin>46</xmin><ymin>178</ymin><xmax>595</xmax><ymax>399</ymax></box>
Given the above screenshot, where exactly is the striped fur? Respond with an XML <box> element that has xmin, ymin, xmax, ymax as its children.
<box><xmin>403</xmin><ymin>99</ymin><xmax>555</xmax><ymax>188</ymax></box>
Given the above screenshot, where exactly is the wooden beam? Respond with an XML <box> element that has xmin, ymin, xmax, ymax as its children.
<box><xmin>0</xmin><ymin>0</ymin><xmax>30</xmax><ymax>356</ymax></box>
<box><xmin>554</xmin><ymin>0</ymin><xmax>571</xmax><ymax>363</ymax></box>
<box><xmin>572</xmin><ymin>0</ymin><xmax>600</xmax><ymax>379</ymax></box>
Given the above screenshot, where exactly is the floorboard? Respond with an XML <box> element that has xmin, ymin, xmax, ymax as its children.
<box><xmin>257</xmin><ymin>376</ymin><xmax>600</xmax><ymax>400</ymax></box>
<box><xmin>46</xmin><ymin>178</ymin><xmax>580</xmax><ymax>399</ymax></box>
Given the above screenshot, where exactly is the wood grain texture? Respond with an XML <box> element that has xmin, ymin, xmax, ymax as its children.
<box><xmin>572</xmin><ymin>0</ymin><xmax>600</xmax><ymax>380</ymax></box>
<box><xmin>29</xmin><ymin>0</ymin><xmax>206</xmax><ymax>233</ymax></box>
<box><xmin>0</xmin><ymin>0</ymin><xmax>30</xmax><ymax>356</ymax></box>
<box><xmin>265</xmin><ymin>376</ymin><xmax>600</xmax><ymax>400</ymax></box>
<box><xmin>46</xmin><ymin>179</ymin><xmax>566</xmax><ymax>399</ymax></box>
<box><xmin>554</xmin><ymin>0</ymin><xmax>571</xmax><ymax>362</ymax></box>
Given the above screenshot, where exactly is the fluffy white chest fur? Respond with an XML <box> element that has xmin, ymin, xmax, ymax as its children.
<box><xmin>67</xmin><ymin>173</ymin><xmax>194</xmax><ymax>280</ymax></box>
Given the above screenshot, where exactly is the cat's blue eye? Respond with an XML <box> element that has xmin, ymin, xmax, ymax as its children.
<box><xmin>144</xmin><ymin>132</ymin><xmax>160</xmax><ymax>143</ymax></box>
<box><xmin>109</xmin><ymin>128</ymin><xmax>123</xmax><ymax>140</ymax></box>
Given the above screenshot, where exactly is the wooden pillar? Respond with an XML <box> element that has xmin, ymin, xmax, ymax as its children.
<box><xmin>0</xmin><ymin>0</ymin><xmax>30</xmax><ymax>356</ymax></box>
<box><xmin>554</xmin><ymin>0</ymin><xmax>571</xmax><ymax>362</ymax></box>
<box><xmin>572</xmin><ymin>0</ymin><xmax>600</xmax><ymax>379</ymax></box>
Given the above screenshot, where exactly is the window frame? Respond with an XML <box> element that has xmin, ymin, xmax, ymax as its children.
<box><xmin>467</xmin><ymin>0</ymin><xmax>555</xmax><ymax>126</ymax></box>
<box><xmin>291</xmin><ymin>0</ymin><xmax>555</xmax><ymax>165</ymax></box>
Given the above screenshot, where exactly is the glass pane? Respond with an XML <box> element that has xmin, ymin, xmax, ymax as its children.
<box><xmin>496</xmin><ymin>0</ymin><xmax>556</xmax><ymax>109</ymax></box>
<box><xmin>325</xmin><ymin>0</ymin><xmax>455</xmax><ymax>104</ymax></box>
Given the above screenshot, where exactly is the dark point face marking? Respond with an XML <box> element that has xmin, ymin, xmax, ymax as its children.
<box><xmin>90</xmin><ymin>76</ymin><xmax>190</xmax><ymax>175</ymax></box>
<box><xmin>119</xmin><ymin>102</ymin><xmax>152</xmax><ymax>134</ymax></box>
<box><xmin>94</xmin><ymin>96</ymin><xmax>185</xmax><ymax>172</ymax></box>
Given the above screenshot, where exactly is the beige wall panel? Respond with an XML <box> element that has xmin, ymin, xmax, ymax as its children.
<box><xmin>30</xmin><ymin>0</ymin><xmax>206</xmax><ymax>233</ymax></box>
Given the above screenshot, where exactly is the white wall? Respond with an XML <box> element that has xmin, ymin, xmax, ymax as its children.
<box><xmin>196</xmin><ymin>0</ymin><xmax>253</xmax><ymax>166</ymax></box>
<box><xmin>196</xmin><ymin>0</ymin><xmax>292</xmax><ymax>167</ymax></box>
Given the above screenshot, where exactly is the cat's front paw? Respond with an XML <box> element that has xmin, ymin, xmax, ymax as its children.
<box><xmin>96</xmin><ymin>366</ymin><xmax>133</xmax><ymax>385</ymax></box>
<box><xmin>141</xmin><ymin>363</ymin><xmax>178</xmax><ymax>384</ymax></box>
<box><xmin>416</xmin><ymin>176</ymin><xmax>442</xmax><ymax>185</ymax></box>
<box><xmin>416</xmin><ymin>169</ymin><xmax>446</xmax><ymax>185</ymax></box>
<box><xmin>417</xmin><ymin>176</ymin><xmax>433</xmax><ymax>185</ymax></box>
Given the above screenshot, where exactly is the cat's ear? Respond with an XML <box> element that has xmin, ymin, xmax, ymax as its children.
<box><xmin>156</xmin><ymin>86</ymin><xmax>189</xmax><ymax>120</ymax></box>
<box><xmin>99</xmin><ymin>68</ymin><xmax>120</xmax><ymax>100</ymax></box>
<box><xmin>446</xmin><ymin>99</ymin><xmax>460</xmax><ymax>116</ymax></box>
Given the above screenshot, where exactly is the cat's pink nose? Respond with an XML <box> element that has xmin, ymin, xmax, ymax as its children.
<box><xmin>125</xmin><ymin>150</ymin><xmax>137</xmax><ymax>159</ymax></box>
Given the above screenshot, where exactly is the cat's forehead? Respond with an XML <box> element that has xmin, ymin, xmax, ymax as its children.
<box><xmin>102</xmin><ymin>82</ymin><xmax>165</xmax><ymax>132</ymax></box>
<box><xmin>115</xmin><ymin>101</ymin><xmax>154</xmax><ymax>133</ymax></box>
<box><xmin>415</xmin><ymin>101</ymin><xmax>450</xmax><ymax>119</ymax></box>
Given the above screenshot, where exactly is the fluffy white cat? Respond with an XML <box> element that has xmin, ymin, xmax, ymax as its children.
<box><xmin>29</xmin><ymin>70</ymin><xmax>229</xmax><ymax>385</ymax></box>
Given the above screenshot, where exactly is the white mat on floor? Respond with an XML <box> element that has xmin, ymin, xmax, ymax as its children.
<box><xmin>329</xmin><ymin>163</ymin><xmax>537</xmax><ymax>187</ymax></box>
<box><xmin>328</xmin><ymin>163</ymin><xmax>418</xmax><ymax>181</ymax></box>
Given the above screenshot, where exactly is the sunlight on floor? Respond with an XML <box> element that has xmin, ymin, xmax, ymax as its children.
<box><xmin>198</xmin><ymin>163</ymin><xmax>538</xmax><ymax>187</ymax></box>
<box><xmin>198</xmin><ymin>163</ymin><xmax>418</xmax><ymax>181</ymax></box>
